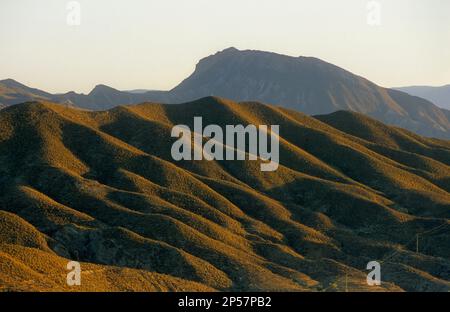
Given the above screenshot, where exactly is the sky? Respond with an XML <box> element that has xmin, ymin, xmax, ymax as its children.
<box><xmin>0</xmin><ymin>0</ymin><xmax>449</xmax><ymax>94</ymax></box>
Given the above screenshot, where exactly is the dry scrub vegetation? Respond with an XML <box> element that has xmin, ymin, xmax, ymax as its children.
<box><xmin>0</xmin><ymin>97</ymin><xmax>449</xmax><ymax>291</ymax></box>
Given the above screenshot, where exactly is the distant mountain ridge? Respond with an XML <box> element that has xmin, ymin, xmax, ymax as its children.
<box><xmin>166</xmin><ymin>48</ymin><xmax>450</xmax><ymax>139</ymax></box>
<box><xmin>394</xmin><ymin>85</ymin><xmax>450</xmax><ymax>110</ymax></box>
<box><xmin>2</xmin><ymin>48</ymin><xmax>450</xmax><ymax>139</ymax></box>
<box><xmin>0</xmin><ymin>78</ymin><xmax>53</xmax><ymax>106</ymax></box>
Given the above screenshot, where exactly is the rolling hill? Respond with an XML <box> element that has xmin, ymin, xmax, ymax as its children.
<box><xmin>1</xmin><ymin>97</ymin><xmax>449</xmax><ymax>292</ymax></box>
<box><xmin>2</xmin><ymin>48</ymin><xmax>450</xmax><ymax>139</ymax></box>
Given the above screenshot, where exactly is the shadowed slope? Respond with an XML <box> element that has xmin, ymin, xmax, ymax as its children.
<box><xmin>0</xmin><ymin>98</ymin><xmax>449</xmax><ymax>292</ymax></box>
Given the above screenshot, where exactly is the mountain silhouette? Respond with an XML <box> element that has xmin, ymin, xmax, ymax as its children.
<box><xmin>0</xmin><ymin>79</ymin><xmax>53</xmax><ymax>106</ymax></box>
<box><xmin>395</xmin><ymin>85</ymin><xmax>450</xmax><ymax>110</ymax></box>
<box><xmin>167</xmin><ymin>48</ymin><xmax>450</xmax><ymax>139</ymax></box>
<box><xmin>1</xmin><ymin>98</ymin><xmax>449</xmax><ymax>291</ymax></box>
<box><xmin>1</xmin><ymin>48</ymin><xmax>450</xmax><ymax>139</ymax></box>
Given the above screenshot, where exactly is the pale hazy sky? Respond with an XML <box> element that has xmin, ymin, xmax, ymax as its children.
<box><xmin>1</xmin><ymin>0</ymin><xmax>449</xmax><ymax>94</ymax></box>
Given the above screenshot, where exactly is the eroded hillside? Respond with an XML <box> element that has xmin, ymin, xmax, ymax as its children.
<box><xmin>0</xmin><ymin>97</ymin><xmax>449</xmax><ymax>291</ymax></box>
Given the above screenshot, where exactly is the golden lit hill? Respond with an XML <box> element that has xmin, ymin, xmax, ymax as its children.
<box><xmin>0</xmin><ymin>97</ymin><xmax>449</xmax><ymax>292</ymax></box>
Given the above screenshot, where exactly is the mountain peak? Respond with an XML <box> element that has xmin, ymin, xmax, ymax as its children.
<box><xmin>88</xmin><ymin>84</ymin><xmax>120</xmax><ymax>95</ymax></box>
<box><xmin>0</xmin><ymin>78</ymin><xmax>28</xmax><ymax>88</ymax></box>
<box><xmin>218</xmin><ymin>47</ymin><xmax>239</xmax><ymax>54</ymax></box>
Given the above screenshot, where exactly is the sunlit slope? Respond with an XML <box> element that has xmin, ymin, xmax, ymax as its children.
<box><xmin>0</xmin><ymin>98</ymin><xmax>449</xmax><ymax>292</ymax></box>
